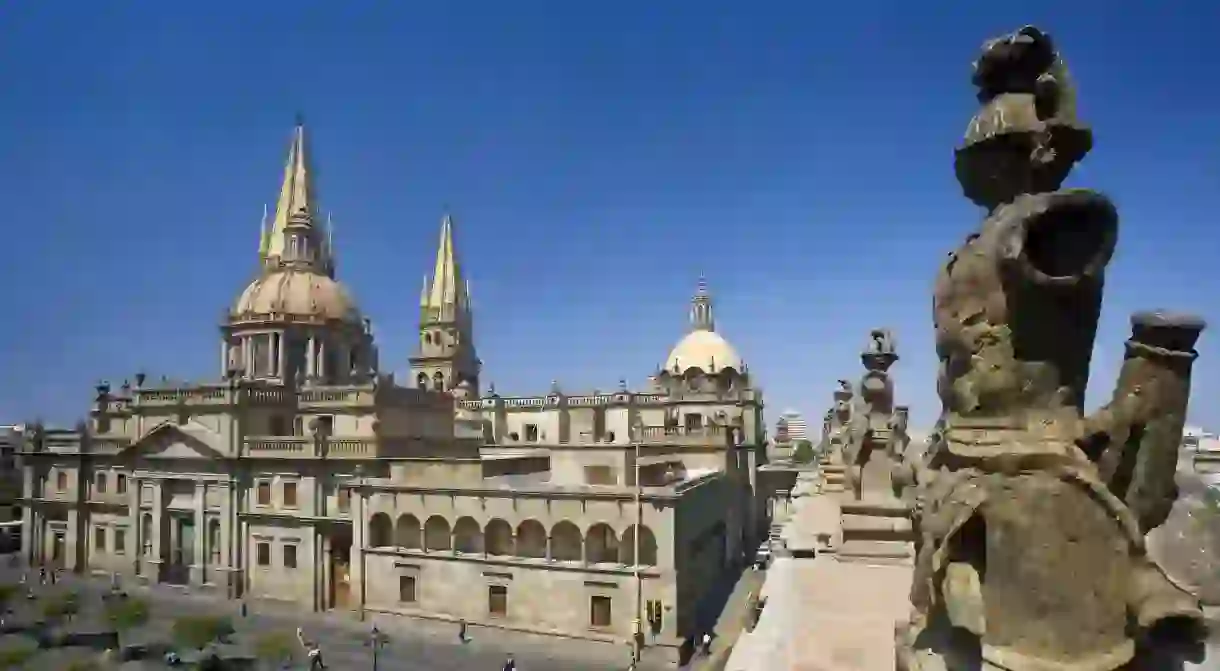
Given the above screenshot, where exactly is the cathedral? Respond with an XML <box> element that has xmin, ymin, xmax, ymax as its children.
<box><xmin>17</xmin><ymin>121</ymin><xmax>767</xmax><ymax>666</ymax></box>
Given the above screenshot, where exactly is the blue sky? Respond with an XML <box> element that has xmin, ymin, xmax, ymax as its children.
<box><xmin>1</xmin><ymin>2</ymin><xmax>1216</xmax><ymax>432</ymax></box>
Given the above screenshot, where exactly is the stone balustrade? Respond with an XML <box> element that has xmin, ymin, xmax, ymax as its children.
<box><xmin>242</xmin><ymin>436</ymin><xmax>377</xmax><ymax>458</ymax></box>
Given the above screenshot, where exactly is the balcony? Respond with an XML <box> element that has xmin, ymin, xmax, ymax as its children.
<box><xmin>242</xmin><ymin>436</ymin><xmax>377</xmax><ymax>458</ymax></box>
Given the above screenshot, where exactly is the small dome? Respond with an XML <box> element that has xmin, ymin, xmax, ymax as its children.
<box><xmin>232</xmin><ymin>269</ymin><xmax>360</xmax><ymax>323</ymax></box>
<box><xmin>664</xmin><ymin>329</ymin><xmax>742</xmax><ymax>374</ymax></box>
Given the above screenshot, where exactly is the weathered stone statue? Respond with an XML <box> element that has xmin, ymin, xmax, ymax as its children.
<box><xmin>897</xmin><ymin>25</ymin><xmax>1208</xmax><ymax>671</ymax></box>
<box><xmin>844</xmin><ymin>328</ymin><xmax>902</xmax><ymax>500</ymax></box>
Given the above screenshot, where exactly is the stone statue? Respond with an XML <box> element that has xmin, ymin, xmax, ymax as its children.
<box><xmin>897</xmin><ymin>25</ymin><xmax>1208</xmax><ymax>671</ymax></box>
<box><xmin>843</xmin><ymin>329</ymin><xmax>901</xmax><ymax>500</ymax></box>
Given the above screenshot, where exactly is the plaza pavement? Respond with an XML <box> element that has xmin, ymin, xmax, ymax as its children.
<box><xmin>2</xmin><ymin>564</ymin><xmax>653</xmax><ymax>670</ymax></box>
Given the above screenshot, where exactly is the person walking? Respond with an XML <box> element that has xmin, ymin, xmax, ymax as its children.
<box><xmin>502</xmin><ymin>653</ymin><xmax>517</xmax><ymax>671</ymax></box>
<box><xmin>701</xmin><ymin>632</ymin><xmax>712</xmax><ymax>655</ymax></box>
<box><xmin>458</xmin><ymin>618</ymin><xmax>469</xmax><ymax>644</ymax></box>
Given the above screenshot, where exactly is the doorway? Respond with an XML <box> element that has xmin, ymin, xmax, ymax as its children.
<box><xmin>327</xmin><ymin>526</ymin><xmax>353</xmax><ymax>610</ymax></box>
<box><xmin>166</xmin><ymin>515</ymin><xmax>194</xmax><ymax>585</ymax></box>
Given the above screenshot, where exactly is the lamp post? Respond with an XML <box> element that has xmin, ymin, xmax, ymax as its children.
<box><xmin>631</xmin><ymin>415</ymin><xmax>644</xmax><ymax>665</ymax></box>
<box><xmin>365</xmin><ymin>624</ymin><xmax>389</xmax><ymax>671</ymax></box>
<box><xmin>355</xmin><ymin>464</ymin><xmax>366</xmax><ymax>622</ymax></box>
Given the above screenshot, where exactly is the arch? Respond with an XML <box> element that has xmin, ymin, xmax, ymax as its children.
<box><xmin>550</xmin><ymin>521</ymin><xmax>583</xmax><ymax>562</ymax></box>
<box><xmin>516</xmin><ymin>519</ymin><xmax>547</xmax><ymax>559</ymax></box>
<box><xmin>485</xmin><ymin>518</ymin><xmax>514</xmax><ymax>556</ymax></box>
<box><xmin>620</xmin><ymin>525</ymin><xmax>659</xmax><ymax>566</ymax></box>
<box><xmin>395</xmin><ymin>514</ymin><xmax>421</xmax><ymax>550</ymax></box>
<box><xmin>585</xmin><ymin>522</ymin><xmax>619</xmax><ymax>564</ymax></box>
<box><xmin>423</xmin><ymin>515</ymin><xmax>451</xmax><ymax>551</ymax></box>
<box><xmin>416</xmin><ymin>372</ymin><xmax>428</xmax><ymax>389</ymax></box>
<box><xmin>453</xmin><ymin>516</ymin><xmax>483</xmax><ymax>554</ymax></box>
<box><xmin>368</xmin><ymin>512</ymin><xmax>392</xmax><ymax>548</ymax></box>
<box><xmin>432</xmin><ymin>371</ymin><xmax>445</xmax><ymax>391</ymax></box>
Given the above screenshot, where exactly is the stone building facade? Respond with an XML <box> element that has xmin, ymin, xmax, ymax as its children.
<box><xmin>17</xmin><ymin>121</ymin><xmax>766</xmax><ymax>665</ymax></box>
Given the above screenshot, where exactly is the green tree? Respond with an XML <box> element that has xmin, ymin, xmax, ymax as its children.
<box><xmin>0</xmin><ymin>638</ymin><xmax>36</xmax><ymax>669</ymax></box>
<box><xmin>0</xmin><ymin>585</ymin><xmax>18</xmax><ymax>613</ymax></box>
<box><xmin>172</xmin><ymin>615</ymin><xmax>234</xmax><ymax>652</ymax></box>
<box><xmin>253</xmin><ymin>630</ymin><xmax>297</xmax><ymax>670</ymax></box>
<box><xmin>41</xmin><ymin>591</ymin><xmax>80</xmax><ymax>623</ymax></box>
<box><xmin>792</xmin><ymin>440</ymin><xmax>814</xmax><ymax>463</ymax></box>
<box><xmin>103</xmin><ymin>596</ymin><xmax>149</xmax><ymax>638</ymax></box>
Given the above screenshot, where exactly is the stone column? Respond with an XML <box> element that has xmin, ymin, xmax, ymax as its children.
<box><xmin>320</xmin><ymin>534</ymin><xmax>332</xmax><ymax>611</ymax></box>
<box><xmin>546</xmin><ymin>535</ymin><xmax>553</xmax><ymax>562</ymax></box>
<box><xmin>191</xmin><ymin>482</ymin><xmax>206</xmax><ymax>585</ymax></box>
<box><xmin>219</xmin><ymin>481</ymin><xmax>235</xmax><ymax>597</ymax></box>
<box><xmin>265</xmin><ymin>334</ymin><xmax>275</xmax><ymax>376</ymax></box>
<box><xmin>20</xmin><ymin>506</ymin><xmax>33</xmax><ymax>564</ymax></box>
<box><xmin>65</xmin><ymin>507</ymin><xmax>80</xmax><ymax>572</ymax></box>
<box><xmin>275</xmin><ymin>333</ymin><xmax>286</xmax><ymax>378</ymax></box>
<box><xmin>306</xmin><ymin>335</ymin><xmax>316</xmax><ymax>378</ymax></box>
<box><xmin>127</xmin><ymin>477</ymin><xmax>140</xmax><ymax>575</ymax></box>
<box><xmin>350</xmin><ymin>487</ymin><xmax>365</xmax><ymax>612</ymax></box>
<box><xmin>317</xmin><ymin>339</ymin><xmax>327</xmax><ymax>380</ymax></box>
<box><xmin>149</xmin><ymin>481</ymin><xmax>165</xmax><ymax>583</ymax></box>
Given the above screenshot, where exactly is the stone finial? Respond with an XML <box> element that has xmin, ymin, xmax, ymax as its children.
<box><xmin>618</xmin><ymin>378</ymin><xmax>628</xmax><ymax>391</ymax></box>
<box><xmin>134</xmin><ymin>371</ymin><xmax>146</xmax><ymax>388</ymax></box>
<box><xmin>95</xmin><ymin>381</ymin><xmax>111</xmax><ymax>399</ymax></box>
<box><xmin>956</xmin><ymin>25</ymin><xmax>1092</xmax><ymax>209</ymax></box>
<box><xmin>550</xmin><ymin>379</ymin><xmax>561</xmax><ymax>395</ymax></box>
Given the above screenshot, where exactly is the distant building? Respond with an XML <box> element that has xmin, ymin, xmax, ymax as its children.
<box><xmin>778</xmin><ymin>410</ymin><xmax>808</xmax><ymax>442</ymax></box>
<box><xmin>0</xmin><ymin>426</ymin><xmax>23</xmax><ymax>523</ymax></box>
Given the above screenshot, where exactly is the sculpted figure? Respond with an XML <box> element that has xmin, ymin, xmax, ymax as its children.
<box><xmin>843</xmin><ymin>329</ymin><xmax>901</xmax><ymax>500</ymax></box>
<box><xmin>897</xmin><ymin>25</ymin><xmax>1207</xmax><ymax>671</ymax></box>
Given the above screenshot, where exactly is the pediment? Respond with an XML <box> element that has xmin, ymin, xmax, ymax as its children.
<box><xmin>119</xmin><ymin>421</ymin><xmax>227</xmax><ymax>460</ymax></box>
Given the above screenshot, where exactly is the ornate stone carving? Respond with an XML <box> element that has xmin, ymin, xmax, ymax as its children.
<box><xmin>844</xmin><ymin>329</ymin><xmax>902</xmax><ymax>500</ymax></box>
<box><xmin>897</xmin><ymin>25</ymin><xmax>1208</xmax><ymax>671</ymax></box>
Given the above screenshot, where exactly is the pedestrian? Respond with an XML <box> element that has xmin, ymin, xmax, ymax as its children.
<box><xmin>458</xmin><ymin>618</ymin><xmax>469</xmax><ymax>643</ymax></box>
<box><xmin>307</xmin><ymin>644</ymin><xmax>326</xmax><ymax>670</ymax></box>
<box><xmin>37</xmin><ymin>567</ymin><xmax>45</xmax><ymax>585</ymax></box>
<box><xmin>502</xmin><ymin>653</ymin><xmax>517</xmax><ymax>671</ymax></box>
<box><xmin>701</xmin><ymin>632</ymin><xmax>712</xmax><ymax>655</ymax></box>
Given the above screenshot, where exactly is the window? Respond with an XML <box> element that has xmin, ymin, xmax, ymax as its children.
<box><xmin>316</xmin><ymin>416</ymin><xmax>334</xmax><ymax>436</ymax></box>
<box><xmin>269</xmin><ymin>415</ymin><xmax>288</xmax><ymax>436</ymax></box>
<box><xmin>208</xmin><ymin>520</ymin><xmax>221</xmax><ymax>564</ymax></box>
<box><xmin>56</xmin><ymin>471</ymin><xmax>67</xmax><ymax>491</ymax></box>
<box><xmin>337</xmin><ymin>488</ymin><xmax>350</xmax><ymax>513</ymax></box>
<box><xmin>94</xmin><ymin>526</ymin><xmax>106</xmax><ymax>552</ymax></box>
<box><xmin>96</xmin><ymin>473</ymin><xmax>107</xmax><ymax>494</ymax></box>
<box><xmin>399</xmin><ymin>576</ymin><xmax>417</xmax><ymax>603</ymax></box>
<box><xmin>282</xmin><ymin>482</ymin><xmax>298</xmax><ymax>508</ymax></box>
<box><xmin>141</xmin><ymin>514</ymin><xmax>153</xmax><ymax>557</ymax></box>
<box><xmin>256</xmin><ymin>542</ymin><xmax>271</xmax><ymax>567</ymax></box>
<box><xmin>116</xmin><ymin>474</ymin><xmax>127</xmax><ymax>495</ymax></box>
<box><xmin>488</xmin><ymin>584</ymin><xmax>508</xmax><ymax>617</ymax></box>
<box><xmin>114</xmin><ymin>528</ymin><xmax>127</xmax><ymax>556</ymax></box>
<box><xmin>257</xmin><ymin>482</ymin><xmax>271</xmax><ymax>506</ymax></box>
<box><xmin>590</xmin><ymin>595</ymin><xmax>612</xmax><ymax>628</ymax></box>
<box><xmin>524</xmin><ymin>424</ymin><xmax>539</xmax><ymax>442</ymax></box>
<box><xmin>283</xmin><ymin>544</ymin><xmax>297</xmax><ymax>569</ymax></box>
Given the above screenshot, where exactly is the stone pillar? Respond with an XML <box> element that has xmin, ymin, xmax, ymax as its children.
<box><xmin>317</xmin><ymin>339</ymin><xmax>327</xmax><ymax>380</ymax></box>
<box><xmin>20</xmin><ymin>506</ymin><xmax>33</xmax><ymax>564</ymax></box>
<box><xmin>243</xmin><ymin>337</ymin><xmax>253</xmax><ymax>378</ymax></box>
<box><xmin>191</xmin><ymin>482</ymin><xmax>206</xmax><ymax>584</ymax></box>
<box><xmin>306</xmin><ymin>335</ymin><xmax>316</xmax><ymax>378</ymax></box>
<box><xmin>320</xmin><ymin>534</ymin><xmax>332</xmax><ymax>611</ymax></box>
<box><xmin>150</xmin><ymin>481</ymin><xmax>165</xmax><ymax>583</ymax></box>
<box><xmin>264</xmin><ymin>334</ymin><xmax>275</xmax><ymax>376</ymax></box>
<box><xmin>127</xmin><ymin>477</ymin><xmax>140</xmax><ymax>575</ymax></box>
<box><xmin>546</xmin><ymin>535</ymin><xmax>553</xmax><ymax>562</ymax></box>
<box><xmin>65</xmin><ymin>507</ymin><xmax>80</xmax><ymax>571</ymax></box>
<box><xmin>275</xmin><ymin>333</ymin><xmax>286</xmax><ymax>378</ymax></box>
<box><xmin>219</xmin><ymin>481</ymin><xmax>235</xmax><ymax>597</ymax></box>
<box><xmin>350</xmin><ymin>487</ymin><xmax>365</xmax><ymax>612</ymax></box>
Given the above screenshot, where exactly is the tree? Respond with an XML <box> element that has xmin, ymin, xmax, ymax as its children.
<box><xmin>792</xmin><ymin>440</ymin><xmax>814</xmax><ymax>463</ymax></box>
<box><xmin>0</xmin><ymin>585</ymin><xmax>18</xmax><ymax>613</ymax></box>
<box><xmin>0</xmin><ymin>639</ymin><xmax>36</xmax><ymax>669</ymax></box>
<box><xmin>172</xmin><ymin>615</ymin><xmax>234</xmax><ymax>652</ymax></box>
<box><xmin>103</xmin><ymin>596</ymin><xmax>149</xmax><ymax>638</ymax></box>
<box><xmin>253</xmin><ymin>630</ymin><xmax>296</xmax><ymax>670</ymax></box>
<box><xmin>41</xmin><ymin>591</ymin><xmax>81</xmax><ymax>623</ymax></box>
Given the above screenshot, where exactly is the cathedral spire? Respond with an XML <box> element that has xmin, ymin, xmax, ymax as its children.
<box><xmin>689</xmin><ymin>275</ymin><xmax>715</xmax><ymax>331</ymax></box>
<box><xmin>421</xmin><ymin>212</ymin><xmax>469</xmax><ymax>323</ymax></box>
<box><xmin>260</xmin><ymin>118</ymin><xmax>328</xmax><ymax>273</ymax></box>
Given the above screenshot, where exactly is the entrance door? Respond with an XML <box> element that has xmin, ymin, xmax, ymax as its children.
<box><xmin>332</xmin><ymin>561</ymin><xmax>351</xmax><ymax>609</ymax></box>
<box><xmin>51</xmin><ymin>531</ymin><xmax>65</xmax><ymax>564</ymax></box>
<box><xmin>166</xmin><ymin>517</ymin><xmax>194</xmax><ymax>584</ymax></box>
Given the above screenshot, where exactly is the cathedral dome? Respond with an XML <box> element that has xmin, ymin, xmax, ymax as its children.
<box><xmin>665</xmin><ymin>329</ymin><xmax>743</xmax><ymax>374</ymax></box>
<box><xmin>232</xmin><ymin>269</ymin><xmax>361</xmax><ymax>323</ymax></box>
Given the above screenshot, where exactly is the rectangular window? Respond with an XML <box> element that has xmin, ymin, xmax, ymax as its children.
<box><xmin>337</xmin><ymin>487</ymin><xmax>350</xmax><ymax>513</ymax></box>
<box><xmin>256</xmin><ymin>482</ymin><xmax>271</xmax><ymax>506</ymax></box>
<box><xmin>283</xmin><ymin>544</ymin><xmax>297</xmax><ymax>569</ymax></box>
<box><xmin>524</xmin><ymin>424</ymin><xmax>539</xmax><ymax>442</ymax></box>
<box><xmin>316</xmin><ymin>416</ymin><xmax>334</xmax><ymax>436</ymax></box>
<box><xmin>488</xmin><ymin>584</ymin><xmax>508</xmax><ymax>617</ymax></box>
<box><xmin>94</xmin><ymin>526</ymin><xmax>106</xmax><ymax>552</ymax></box>
<box><xmin>399</xmin><ymin>575</ymin><xmax>417</xmax><ymax>603</ymax></box>
<box><xmin>96</xmin><ymin>473</ymin><xmax>107</xmax><ymax>494</ymax></box>
<box><xmin>269</xmin><ymin>415</ymin><xmax>288</xmax><ymax>436</ymax></box>
<box><xmin>116</xmin><ymin>474</ymin><xmax>127</xmax><ymax>495</ymax></box>
<box><xmin>590</xmin><ymin>595</ymin><xmax>612</xmax><ymax>628</ymax></box>
<box><xmin>114</xmin><ymin>528</ymin><xmax>127</xmax><ymax>555</ymax></box>
<box><xmin>256</xmin><ymin>542</ymin><xmax>271</xmax><ymax>567</ymax></box>
<box><xmin>282</xmin><ymin>482</ymin><xmax>298</xmax><ymax>508</ymax></box>
<box><xmin>56</xmin><ymin>471</ymin><xmax>67</xmax><ymax>491</ymax></box>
